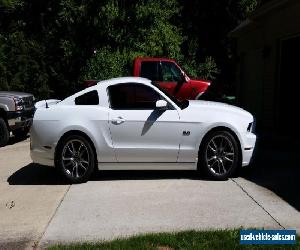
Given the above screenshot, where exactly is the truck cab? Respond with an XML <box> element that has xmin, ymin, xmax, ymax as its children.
<box><xmin>133</xmin><ymin>57</ymin><xmax>210</xmax><ymax>101</ymax></box>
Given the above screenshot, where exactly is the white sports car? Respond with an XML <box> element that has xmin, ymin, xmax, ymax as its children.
<box><xmin>30</xmin><ymin>77</ymin><xmax>256</xmax><ymax>183</ymax></box>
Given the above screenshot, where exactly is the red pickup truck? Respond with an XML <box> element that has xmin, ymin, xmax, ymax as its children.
<box><xmin>84</xmin><ymin>57</ymin><xmax>211</xmax><ymax>101</ymax></box>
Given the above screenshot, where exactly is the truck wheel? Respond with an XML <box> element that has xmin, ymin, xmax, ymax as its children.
<box><xmin>0</xmin><ymin>117</ymin><xmax>10</xmax><ymax>147</ymax></box>
<box><xmin>13</xmin><ymin>128</ymin><xmax>30</xmax><ymax>139</ymax></box>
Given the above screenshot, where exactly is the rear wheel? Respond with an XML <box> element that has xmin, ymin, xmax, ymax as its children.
<box><xmin>56</xmin><ymin>134</ymin><xmax>95</xmax><ymax>183</ymax></box>
<box><xmin>198</xmin><ymin>130</ymin><xmax>239</xmax><ymax>180</ymax></box>
<box><xmin>0</xmin><ymin>117</ymin><xmax>9</xmax><ymax>147</ymax></box>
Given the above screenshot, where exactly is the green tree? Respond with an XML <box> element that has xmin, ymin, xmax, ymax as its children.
<box><xmin>239</xmin><ymin>0</ymin><xmax>258</xmax><ymax>18</ymax></box>
<box><xmin>81</xmin><ymin>0</ymin><xmax>183</xmax><ymax>81</ymax></box>
<box><xmin>0</xmin><ymin>0</ymin><xmax>259</xmax><ymax>99</ymax></box>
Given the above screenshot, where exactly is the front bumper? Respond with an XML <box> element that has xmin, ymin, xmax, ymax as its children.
<box><xmin>7</xmin><ymin>109</ymin><xmax>35</xmax><ymax>131</ymax></box>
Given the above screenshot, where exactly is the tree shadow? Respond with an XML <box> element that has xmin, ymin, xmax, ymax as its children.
<box><xmin>239</xmin><ymin>136</ymin><xmax>300</xmax><ymax>211</ymax></box>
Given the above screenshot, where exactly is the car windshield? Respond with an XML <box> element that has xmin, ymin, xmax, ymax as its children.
<box><xmin>151</xmin><ymin>81</ymin><xmax>189</xmax><ymax>109</ymax></box>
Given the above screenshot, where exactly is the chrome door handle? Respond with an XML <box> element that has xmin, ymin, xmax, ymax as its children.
<box><xmin>111</xmin><ymin>116</ymin><xmax>125</xmax><ymax>125</ymax></box>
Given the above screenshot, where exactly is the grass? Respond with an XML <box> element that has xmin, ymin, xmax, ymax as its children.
<box><xmin>47</xmin><ymin>229</ymin><xmax>300</xmax><ymax>250</ymax></box>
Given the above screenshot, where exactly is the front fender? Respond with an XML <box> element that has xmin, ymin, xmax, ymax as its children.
<box><xmin>194</xmin><ymin>122</ymin><xmax>244</xmax><ymax>156</ymax></box>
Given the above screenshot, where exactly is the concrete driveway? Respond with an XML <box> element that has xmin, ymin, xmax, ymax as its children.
<box><xmin>0</xmin><ymin>138</ymin><xmax>69</xmax><ymax>249</ymax></box>
<box><xmin>0</xmin><ymin>139</ymin><xmax>299</xmax><ymax>249</ymax></box>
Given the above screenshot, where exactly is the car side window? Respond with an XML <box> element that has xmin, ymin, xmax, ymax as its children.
<box><xmin>75</xmin><ymin>90</ymin><xmax>99</xmax><ymax>105</ymax></box>
<box><xmin>161</xmin><ymin>61</ymin><xmax>182</xmax><ymax>82</ymax></box>
<box><xmin>108</xmin><ymin>83</ymin><xmax>162</xmax><ymax>110</ymax></box>
<box><xmin>140</xmin><ymin>61</ymin><xmax>162</xmax><ymax>81</ymax></box>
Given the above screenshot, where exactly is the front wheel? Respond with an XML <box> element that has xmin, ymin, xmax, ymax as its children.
<box><xmin>56</xmin><ymin>134</ymin><xmax>95</xmax><ymax>183</ymax></box>
<box><xmin>198</xmin><ymin>131</ymin><xmax>239</xmax><ymax>180</ymax></box>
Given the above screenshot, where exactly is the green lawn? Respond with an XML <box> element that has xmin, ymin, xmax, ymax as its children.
<box><xmin>47</xmin><ymin>230</ymin><xmax>299</xmax><ymax>250</ymax></box>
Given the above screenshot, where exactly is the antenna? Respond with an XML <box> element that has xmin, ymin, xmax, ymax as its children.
<box><xmin>45</xmin><ymin>100</ymin><xmax>49</xmax><ymax>108</ymax></box>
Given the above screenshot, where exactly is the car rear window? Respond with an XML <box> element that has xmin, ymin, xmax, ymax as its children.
<box><xmin>75</xmin><ymin>90</ymin><xmax>99</xmax><ymax>105</ymax></box>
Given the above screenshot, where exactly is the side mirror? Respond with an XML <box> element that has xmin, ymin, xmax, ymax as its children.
<box><xmin>155</xmin><ymin>100</ymin><xmax>168</xmax><ymax>110</ymax></box>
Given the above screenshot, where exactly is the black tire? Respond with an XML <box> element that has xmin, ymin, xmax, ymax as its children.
<box><xmin>198</xmin><ymin>130</ymin><xmax>240</xmax><ymax>180</ymax></box>
<box><xmin>56</xmin><ymin>134</ymin><xmax>95</xmax><ymax>183</ymax></box>
<box><xmin>0</xmin><ymin>117</ymin><xmax>10</xmax><ymax>147</ymax></box>
<box><xmin>13</xmin><ymin>128</ymin><xmax>30</xmax><ymax>139</ymax></box>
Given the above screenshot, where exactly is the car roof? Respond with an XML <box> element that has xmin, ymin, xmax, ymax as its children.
<box><xmin>96</xmin><ymin>77</ymin><xmax>151</xmax><ymax>86</ymax></box>
<box><xmin>59</xmin><ymin>77</ymin><xmax>153</xmax><ymax>105</ymax></box>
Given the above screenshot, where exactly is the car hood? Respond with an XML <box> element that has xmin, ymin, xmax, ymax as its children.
<box><xmin>0</xmin><ymin>91</ymin><xmax>33</xmax><ymax>98</ymax></box>
<box><xmin>186</xmin><ymin>100</ymin><xmax>252</xmax><ymax>119</ymax></box>
<box><xmin>189</xmin><ymin>79</ymin><xmax>210</xmax><ymax>86</ymax></box>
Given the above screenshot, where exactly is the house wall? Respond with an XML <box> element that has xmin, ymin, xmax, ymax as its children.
<box><xmin>235</xmin><ymin>1</ymin><xmax>300</xmax><ymax>133</ymax></box>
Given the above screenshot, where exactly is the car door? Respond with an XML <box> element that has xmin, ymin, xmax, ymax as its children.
<box><xmin>108</xmin><ymin>83</ymin><xmax>181</xmax><ymax>162</ymax></box>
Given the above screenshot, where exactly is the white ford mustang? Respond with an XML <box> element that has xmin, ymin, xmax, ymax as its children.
<box><xmin>30</xmin><ymin>77</ymin><xmax>256</xmax><ymax>183</ymax></box>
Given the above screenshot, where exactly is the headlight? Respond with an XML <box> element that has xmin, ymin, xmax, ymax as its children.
<box><xmin>14</xmin><ymin>97</ymin><xmax>24</xmax><ymax>111</ymax></box>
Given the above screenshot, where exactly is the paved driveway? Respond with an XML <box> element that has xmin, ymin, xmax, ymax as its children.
<box><xmin>0</xmin><ymin>139</ymin><xmax>299</xmax><ymax>249</ymax></box>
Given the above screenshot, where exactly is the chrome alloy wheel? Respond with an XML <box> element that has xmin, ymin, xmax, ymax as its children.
<box><xmin>61</xmin><ymin>139</ymin><xmax>90</xmax><ymax>178</ymax></box>
<box><xmin>205</xmin><ymin>135</ymin><xmax>235</xmax><ymax>175</ymax></box>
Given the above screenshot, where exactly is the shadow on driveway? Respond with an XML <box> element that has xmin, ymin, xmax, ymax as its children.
<box><xmin>5</xmin><ymin>134</ymin><xmax>30</xmax><ymax>146</ymax></box>
<box><xmin>7</xmin><ymin>163</ymin><xmax>208</xmax><ymax>186</ymax></box>
<box><xmin>7</xmin><ymin>163</ymin><xmax>67</xmax><ymax>185</ymax></box>
<box><xmin>239</xmin><ymin>137</ymin><xmax>300</xmax><ymax>211</ymax></box>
